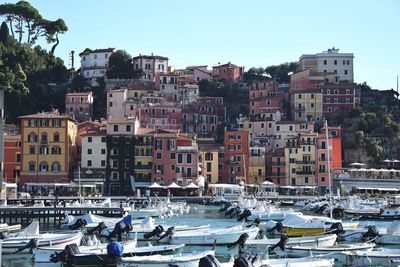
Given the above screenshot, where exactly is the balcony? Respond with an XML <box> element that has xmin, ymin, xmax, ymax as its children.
<box><xmin>296</xmin><ymin>170</ymin><xmax>315</xmax><ymax>175</ymax></box>
<box><xmin>176</xmin><ymin>146</ymin><xmax>198</xmax><ymax>153</ymax></box>
<box><xmin>296</xmin><ymin>160</ymin><xmax>316</xmax><ymax>164</ymax></box>
<box><xmin>226</xmin><ymin>160</ymin><xmax>239</xmax><ymax>164</ymax></box>
<box><xmin>134</xmin><ymin>164</ymin><xmax>152</xmax><ymax>170</ymax></box>
<box><xmin>271</xmin><ymin>162</ymin><xmax>285</xmax><ymax>166</ymax></box>
<box><xmin>294</xmin><ymin>107</ymin><xmax>306</xmax><ymax>111</ymax></box>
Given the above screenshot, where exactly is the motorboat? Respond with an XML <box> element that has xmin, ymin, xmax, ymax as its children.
<box><xmin>160</xmin><ymin>225</ymin><xmax>259</xmax><ymax>245</ymax></box>
<box><xmin>276</xmin><ymin>243</ymin><xmax>375</xmax><ymax>261</ymax></box>
<box><xmin>219</xmin><ymin>256</ymin><xmax>335</xmax><ymax>267</ymax></box>
<box><xmin>341</xmin><ymin>248</ymin><xmax>400</xmax><ymax>266</ymax></box>
<box><xmin>60</xmin><ymin>213</ymin><xmax>133</xmax><ymax>230</ymax></box>
<box><xmin>1</xmin><ymin>221</ymin><xmax>82</xmax><ymax>254</ymax></box>
<box><xmin>376</xmin><ymin>221</ymin><xmax>400</xmax><ymax>245</ymax></box>
<box><xmin>34</xmin><ymin>238</ymin><xmax>185</xmax><ymax>267</ymax></box>
<box><xmin>0</xmin><ymin>222</ymin><xmax>22</xmax><ymax>233</ymax></box>
<box><xmin>241</xmin><ymin>205</ymin><xmax>302</xmax><ymax>222</ymax></box>
<box><xmin>118</xmin><ymin>250</ymin><xmax>214</xmax><ymax>267</ymax></box>
<box><xmin>246</xmin><ymin>234</ymin><xmax>337</xmax><ymax>254</ymax></box>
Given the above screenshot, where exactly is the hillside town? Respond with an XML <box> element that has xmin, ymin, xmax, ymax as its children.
<box><xmin>3</xmin><ymin>45</ymin><xmax>390</xmax><ymax>197</ymax></box>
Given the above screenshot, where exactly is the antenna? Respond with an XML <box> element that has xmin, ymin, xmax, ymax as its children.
<box><xmin>69</xmin><ymin>51</ymin><xmax>75</xmax><ymax>69</ymax></box>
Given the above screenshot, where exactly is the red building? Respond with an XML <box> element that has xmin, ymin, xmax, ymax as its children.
<box><xmin>223</xmin><ymin>130</ymin><xmax>249</xmax><ymax>184</ymax></box>
<box><xmin>182</xmin><ymin>97</ymin><xmax>225</xmax><ymax>140</ymax></box>
<box><xmin>212</xmin><ymin>62</ymin><xmax>244</xmax><ymax>87</ymax></box>
<box><xmin>139</xmin><ymin>103</ymin><xmax>182</xmax><ymax>130</ymax></box>
<box><xmin>152</xmin><ymin>130</ymin><xmax>198</xmax><ymax>186</ymax></box>
<box><xmin>268</xmin><ymin>148</ymin><xmax>286</xmax><ymax>186</ymax></box>
<box><xmin>316</xmin><ymin>126</ymin><xmax>342</xmax><ymax>193</ymax></box>
<box><xmin>4</xmin><ymin>134</ymin><xmax>22</xmax><ymax>183</ymax></box>
<box><xmin>321</xmin><ymin>82</ymin><xmax>357</xmax><ymax>117</ymax></box>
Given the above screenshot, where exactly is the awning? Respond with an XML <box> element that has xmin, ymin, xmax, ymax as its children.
<box><xmin>185</xmin><ymin>182</ymin><xmax>200</xmax><ymax>189</ymax></box>
<box><xmin>167</xmin><ymin>182</ymin><xmax>182</xmax><ymax>189</ymax></box>
<box><xmin>148</xmin><ymin>182</ymin><xmax>163</xmax><ymax>189</ymax></box>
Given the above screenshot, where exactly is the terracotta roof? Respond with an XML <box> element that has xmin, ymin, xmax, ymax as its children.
<box><xmin>198</xmin><ymin>143</ymin><xmax>219</xmax><ymax>151</ymax></box>
<box><xmin>136</xmin><ymin>127</ymin><xmax>156</xmax><ymax>135</ymax></box>
<box><xmin>79</xmin><ymin>48</ymin><xmax>115</xmax><ymax>56</ymax></box>
<box><xmin>3</xmin><ymin>134</ymin><xmax>21</xmax><ymax>140</ymax></box>
<box><xmin>66</xmin><ymin>91</ymin><xmax>92</xmax><ymax>96</ymax></box>
<box><xmin>213</xmin><ymin>62</ymin><xmax>240</xmax><ymax>68</ymax></box>
<box><xmin>19</xmin><ymin>111</ymin><xmax>75</xmax><ymax>121</ymax></box>
<box><xmin>133</xmin><ymin>55</ymin><xmax>168</xmax><ymax>60</ymax></box>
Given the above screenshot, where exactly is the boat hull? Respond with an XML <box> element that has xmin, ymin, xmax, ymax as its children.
<box><xmin>282</xmin><ymin>226</ymin><xmax>325</xmax><ymax>237</ymax></box>
<box><xmin>341</xmin><ymin>251</ymin><xmax>400</xmax><ymax>266</ymax></box>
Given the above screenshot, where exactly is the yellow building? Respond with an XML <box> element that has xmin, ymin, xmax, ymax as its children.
<box><xmin>292</xmin><ymin>89</ymin><xmax>323</xmax><ymax>123</ymax></box>
<box><xmin>198</xmin><ymin>144</ymin><xmax>219</xmax><ymax>184</ymax></box>
<box><xmin>249</xmin><ymin>146</ymin><xmax>265</xmax><ymax>184</ymax></box>
<box><xmin>19</xmin><ymin>111</ymin><xmax>77</xmax><ymax>185</ymax></box>
<box><xmin>284</xmin><ymin>132</ymin><xmax>317</xmax><ymax>186</ymax></box>
<box><xmin>134</xmin><ymin>128</ymin><xmax>154</xmax><ymax>186</ymax></box>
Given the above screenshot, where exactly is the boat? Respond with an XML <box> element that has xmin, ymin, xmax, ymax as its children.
<box><xmin>0</xmin><ymin>222</ymin><xmax>22</xmax><ymax>233</ymax></box>
<box><xmin>118</xmin><ymin>250</ymin><xmax>214</xmax><ymax>267</ymax></box>
<box><xmin>341</xmin><ymin>248</ymin><xmax>400</xmax><ymax>266</ymax></box>
<box><xmin>160</xmin><ymin>225</ymin><xmax>259</xmax><ymax>245</ymax></box>
<box><xmin>101</xmin><ymin>217</ymin><xmax>210</xmax><ymax>240</ymax></box>
<box><xmin>360</xmin><ymin>207</ymin><xmax>400</xmax><ymax>220</ymax></box>
<box><xmin>246</xmin><ymin>234</ymin><xmax>337</xmax><ymax>254</ymax></box>
<box><xmin>34</xmin><ymin>238</ymin><xmax>185</xmax><ymax>267</ymax></box>
<box><xmin>339</xmin><ymin>225</ymin><xmax>382</xmax><ymax>242</ymax></box>
<box><xmin>376</xmin><ymin>221</ymin><xmax>400</xmax><ymax>245</ymax></box>
<box><xmin>276</xmin><ymin>243</ymin><xmax>375</xmax><ymax>261</ymax></box>
<box><xmin>1</xmin><ymin>221</ymin><xmax>82</xmax><ymax>254</ymax></box>
<box><xmin>219</xmin><ymin>256</ymin><xmax>335</xmax><ymax>267</ymax></box>
<box><xmin>60</xmin><ymin>213</ymin><xmax>133</xmax><ymax>230</ymax></box>
<box><xmin>242</xmin><ymin>205</ymin><xmax>302</xmax><ymax>222</ymax></box>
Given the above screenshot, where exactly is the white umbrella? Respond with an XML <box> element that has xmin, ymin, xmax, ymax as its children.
<box><xmin>358</xmin><ymin>168</ymin><xmax>368</xmax><ymax>171</ymax></box>
<box><xmin>262</xmin><ymin>181</ymin><xmax>277</xmax><ymax>187</ymax></box>
<box><xmin>349</xmin><ymin>162</ymin><xmax>366</xmax><ymax>166</ymax></box>
<box><xmin>379</xmin><ymin>168</ymin><xmax>390</xmax><ymax>172</ymax></box>
<box><xmin>167</xmin><ymin>182</ymin><xmax>182</xmax><ymax>189</ymax></box>
<box><xmin>383</xmin><ymin>159</ymin><xmax>392</xmax><ymax>163</ymax></box>
<box><xmin>148</xmin><ymin>182</ymin><xmax>163</xmax><ymax>188</ymax></box>
<box><xmin>185</xmin><ymin>182</ymin><xmax>200</xmax><ymax>189</ymax></box>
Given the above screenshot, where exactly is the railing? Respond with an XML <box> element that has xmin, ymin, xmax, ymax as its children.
<box><xmin>296</xmin><ymin>160</ymin><xmax>316</xmax><ymax>164</ymax></box>
<box><xmin>271</xmin><ymin>162</ymin><xmax>285</xmax><ymax>166</ymax></box>
<box><xmin>296</xmin><ymin>171</ymin><xmax>315</xmax><ymax>175</ymax></box>
<box><xmin>134</xmin><ymin>165</ymin><xmax>152</xmax><ymax>170</ymax></box>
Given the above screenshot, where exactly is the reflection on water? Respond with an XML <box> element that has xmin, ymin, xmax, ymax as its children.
<box><xmin>1</xmin><ymin>204</ymin><xmax>399</xmax><ymax>266</ymax></box>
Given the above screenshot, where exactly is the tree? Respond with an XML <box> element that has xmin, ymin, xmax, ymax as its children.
<box><xmin>243</xmin><ymin>67</ymin><xmax>268</xmax><ymax>82</ymax></box>
<box><xmin>264</xmin><ymin>62</ymin><xmax>298</xmax><ymax>83</ymax></box>
<box><xmin>71</xmin><ymin>74</ymin><xmax>88</xmax><ymax>92</ymax></box>
<box><xmin>355</xmin><ymin>131</ymin><xmax>364</xmax><ymax>145</ymax></box>
<box><xmin>0</xmin><ymin>21</ymin><xmax>9</xmax><ymax>44</ymax></box>
<box><xmin>106</xmin><ymin>50</ymin><xmax>142</xmax><ymax>79</ymax></box>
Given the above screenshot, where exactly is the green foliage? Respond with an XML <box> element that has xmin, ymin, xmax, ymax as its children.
<box><xmin>350</xmin><ymin>106</ymin><xmax>364</xmax><ymax>118</ymax></box>
<box><xmin>264</xmin><ymin>62</ymin><xmax>298</xmax><ymax>83</ymax></box>
<box><xmin>71</xmin><ymin>74</ymin><xmax>88</xmax><ymax>92</ymax></box>
<box><xmin>106</xmin><ymin>50</ymin><xmax>142</xmax><ymax>79</ymax></box>
<box><xmin>244</xmin><ymin>67</ymin><xmax>268</xmax><ymax>82</ymax></box>
<box><xmin>0</xmin><ymin>21</ymin><xmax>9</xmax><ymax>44</ymax></box>
<box><xmin>365</xmin><ymin>139</ymin><xmax>384</xmax><ymax>161</ymax></box>
<box><xmin>355</xmin><ymin>131</ymin><xmax>364</xmax><ymax>145</ymax></box>
<box><xmin>357</xmin><ymin>119</ymin><xmax>369</xmax><ymax>133</ymax></box>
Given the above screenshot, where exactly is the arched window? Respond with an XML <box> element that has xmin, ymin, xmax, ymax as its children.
<box><xmin>28</xmin><ymin>132</ymin><xmax>37</xmax><ymax>142</ymax></box>
<box><xmin>51</xmin><ymin>162</ymin><xmax>60</xmax><ymax>173</ymax></box>
<box><xmin>51</xmin><ymin>146</ymin><xmax>61</xmax><ymax>155</ymax></box>
<box><xmin>53</xmin><ymin>132</ymin><xmax>60</xmax><ymax>142</ymax></box>
<box><xmin>39</xmin><ymin>161</ymin><xmax>48</xmax><ymax>173</ymax></box>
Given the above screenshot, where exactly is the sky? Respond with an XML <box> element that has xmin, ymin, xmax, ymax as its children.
<box><xmin>4</xmin><ymin>0</ymin><xmax>400</xmax><ymax>90</ymax></box>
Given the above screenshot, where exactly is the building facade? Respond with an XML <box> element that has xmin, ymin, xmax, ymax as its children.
<box><xmin>65</xmin><ymin>92</ymin><xmax>94</xmax><ymax>122</ymax></box>
<box><xmin>223</xmin><ymin>130</ymin><xmax>249</xmax><ymax>184</ymax></box>
<box><xmin>133</xmin><ymin>54</ymin><xmax>168</xmax><ymax>81</ymax></box>
<box><xmin>79</xmin><ymin>48</ymin><xmax>115</xmax><ymax>86</ymax></box>
<box><xmin>212</xmin><ymin>62</ymin><xmax>244</xmax><ymax>87</ymax></box>
<box><xmin>3</xmin><ymin>134</ymin><xmax>21</xmax><ymax>183</ymax></box>
<box><xmin>291</xmin><ymin>89</ymin><xmax>323</xmax><ymax>123</ymax></box>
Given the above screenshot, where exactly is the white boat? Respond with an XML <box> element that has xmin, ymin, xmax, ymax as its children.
<box><xmin>276</xmin><ymin>243</ymin><xmax>375</xmax><ymax>261</ymax></box>
<box><xmin>60</xmin><ymin>213</ymin><xmax>135</xmax><ymax>230</ymax></box>
<box><xmin>376</xmin><ymin>221</ymin><xmax>400</xmax><ymax>245</ymax></box>
<box><xmin>0</xmin><ymin>222</ymin><xmax>22</xmax><ymax>233</ymax></box>
<box><xmin>162</xmin><ymin>225</ymin><xmax>259</xmax><ymax>245</ymax></box>
<box><xmin>247</xmin><ymin>234</ymin><xmax>337</xmax><ymax>254</ymax></box>
<box><xmin>101</xmin><ymin>217</ymin><xmax>210</xmax><ymax>240</ymax></box>
<box><xmin>220</xmin><ymin>256</ymin><xmax>335</xmax><ymax>267</ymax></box>
<box><xmin>1</xmin><ymin>221</ymin><xmax>82</xmax><ymax>254</ymax></box>
<box><xmin>245</xmin><ymin>205</ymin><xmax>302</xmax><ymax>221</ymax></box>
<box><xmin>118</xmin><ymin>250</ymin><xmax>214</xmax><ymax>267</ymax></box>
<box><xmin>341</xmin><ymin>248</ymin><xmax>400</xmax><ymax>266</ymax></box>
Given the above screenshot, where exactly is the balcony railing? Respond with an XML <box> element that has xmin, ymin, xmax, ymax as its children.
<box><xmin>296</xmin><ymin>160</ymin><xmax>316</xmax><ymax>164</ymax></box>
<box><xmin>134</xmin><ymin>165</ymin><xmax>152</xmax><ymax>170</ymax></box>
<box><xmin>271</xmin><ymin>162</ymin><xmax>285</xmax><ymax>166</ymax></box>
<box><xmin>296</xmin><ymin>170</ymin><xmax>315</xmax><ymax>175</ymax></box>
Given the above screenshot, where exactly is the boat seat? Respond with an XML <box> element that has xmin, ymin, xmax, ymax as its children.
<box><xmin>65</xmin><ymin>243</ymin><xmax>80</xmax><ymax>256</ymax></box>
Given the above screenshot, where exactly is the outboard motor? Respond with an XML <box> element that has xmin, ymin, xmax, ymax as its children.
<box><xmin>230</xmin><ymin>207</ymin><xmax>242</xmax><ymax>218</ymax></box>
<box><xmin>13</xmin><ymin>238</ymin><xmax>38</xmax><ymax>254</ymax></box>
<box><xmin>267</xmin><ymin>222</ymin><xmax>283</xmax><ymax>234</ymax></box>
<box><xmin>0</xmin><ymin>232</ymin><xmax>7</xmax><ymax>239</ymax></box>
<box><xmin>49</xmin><ymin>244</ymin><xmax>80</xmax><ymax>264</ymax></box>
<box><xmin>268</xmin><ymin>234</ymin><xmax>289</xmax><ymax>253</ymax></box>
<box><xmin>237</xmin><ymin>209</ymin><xmax>252</xmax><ymax>221</ymax></box>
<box><xmin>158</xmin><ymin>226</ymin><xmax>175</xmax><ymax>241</ymax></box>
<box><xmin>328</xmin><ymin>222</ymin><xmax>344</xmax><ymax>235</ymax></box>
<box><xmin>68</xmin><ymin>218</ymin><xmax>87</xmax><ymax>230</ymax></box>
<box><xmin>246</xmin><ymin>218</ymin><xmax>261</xmax><ymax>228</ymax></box>
<box><xmin>227</xmin><ymin>233</ymin><xmax>249</xmax><ymax>256</ymax></box>
<box><xmin>317</xmin><ymin>204</ymin><xmax>329</xmax><ymax>214</ymax></box>
<box><xmin>108</xmin><ymin>220</ymin><xmax>133</xmax><ymax>242</ymax></box>
<box><xmin>102</xmin><ymin>242</ymin><xmax>124</xmax><ymax>266</ymax></box>
<box><xmin>233</xmin><ymin>257</ymin><xmax>253</xmax><ymax>267</ymax></box>
<box><xmin>219</xmin><ymin>201</ymin><xmax>231</xmax><ymax>212</ymax></box>
<box><xmin>332</xmin><ymin>207</ymin><xmax>345</xmax><ymax>219</ymax></box>
<box><xmin>198</xmin><ymin>254</ymin><xmax>221</xmax><ymax>267</ymax></box>
<box><xmin>225</xmin><ymin>206</ymin><xmax>236</xmax><ymax>216</ymax></box>
<box><xmin>143</xmin><ymin>225</ymin><xmax>164</xmax><ymax>239</ymax></box>
<box><xmin>87</xmin><ymin>222</ymin><xmax>107</xmax><ymax>235</ymax></box>
<box><xmin>362</xmin><ymin>225</ymin><xmax>379</xmax><ymax>241</ymax></box>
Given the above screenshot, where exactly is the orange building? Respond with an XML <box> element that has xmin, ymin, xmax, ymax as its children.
<box><xmin>223</xmin><ymin>130</ymin><xmax>249</xmax><ymax>184</ymax></box>
<box><xmin>4</xmin><ymin>134</ymin><xmax>22</xmax><ymax>183</ymax></box>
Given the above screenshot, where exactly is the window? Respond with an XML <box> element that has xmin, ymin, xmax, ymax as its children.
<box><xmin>237</xmin><ymin>144</ymin><xmax>242</xmax><ymax>150</ymax></box>
<box><xmin>156</xmin><ymin>140</ymin><xmax>163</xmax><ymax>150</ymax></box>
<box><xmin>187</xmin><ymin>167</ymin><xmax>192</xmax><ymax>177</ymax></box>
<box><xmin>126</xmin><ymin>125</ymin><xmax>131</xmax><ymax>132</ymax></box>
<box><xmin>16</xmin><ymin>153</ymin><xmax>21</xmax><ymax>162</ymax></box>
<box><xmin>323</xmin><ymin>59</ymin><xmax>327</xmax><ymax>65</ymax></box>
<box><xmin>187</xmin><ymin>154</ymin><xmax>192</xmax><ymax>164</ymax></box>
<box><xmin>29</xmin><ymin>162</ymin><xmax>35</xmax><ymax>172</ymax></box>
<box><xmin>88</xmin><ymin>137</ymin><xmax>92</xmax><ymax>143</ymax></box>
<box><xmin>52</xmin><ymin>162</ymin><xmax>60</xmax><ymax>173</ymax></box>
<box><xmin>170</xmin><ymin>153</ymin><xmax>176</xmax><ymax>160</ymax></box>
<box><xmin>39</xmin><ymin>162</ymin><xmax>48</xmax><ymax>172</ymax></box>
<box><xmin>113</xmin><ymin>137</ymin><xmax>118</xmax><ymax>144</ymax></box>
<box><xmin>112</xmin><ymin>148</ymin><xmax>118</xmax><ymax>155</ymax></box>
<box><xmin>54</xmin><ymin>133</ymin><xmax>60</xmax><ymax>142</ymax></box>
<box><xmin>305</xmin><ymin>177</ymin><xmax>309</xmax><ymax>183</ymax></box>
<box><xmin>258</xmin><ymin>168</ymin><xmax>262</xmax><ymax>176</ymax></box>
<box><xmin>237</xmin><ymin>135</ymin><xmax>241</xmax><ymax>140</ymax></box>
<box><xmin>113</xmin><ymin>125</ymin><xmax>119</xmax><ymax>132</ymax></box>
<box><xmin>311</xmin><ymin>94</ymin><xmax>315</xmax><ymax>99</ymax></box>
<box><xmin>334</xmin><ymin>59</ymin><xmax>337</xmax><ymax>65</ymax></box>
<box><xmin>157</xmin><ymin>153</ymin><xmax>162</xmax><ymax>159</ymax></box>
<box><xmin>29</xmin><ymin>146</ymin><xmax>35</xmax><ymax>154</ymax></box>
<box><xmin>205</xmin><ymin>153</ymin><xmax>213</xmax><ymax>161</ymax></box>
<box><xmin>87</xmin><ymin>160</ymin><xmax>92</xmax><ymax>167</ymax></box>
<box><xmin>112</xmin><ymin>160</ymin><xmax>118</xmax><ymax>168</ymax></box>
<box><xmin>101</xmin><ymin>149</ymin><xmax>106</xmax><ymax>154</ymax></box>
<box><xmin>321</xmin><ymin>177</ymin><xmax>326</xmax><ymax>182</ymax></box>
<box><xmin>178</xmin><ymin>154</ymin><xmax>183</xmax><ymax>163</ymax></box>
<box><xmin>101</xmin><ymin>137</ymin><xmax>106</xmax><ymax>142</ymax></box>
<box><xmin>101</xmin><ymin>160</ymin><xmax>106</xmax><ymax>167</ymax></box>
<box><xmin>40</xmin><ymin>146</ymin><xmax>48</xmax><ymax>155</ymax></box>
<box><xmin>52</xmin><ymin>146</ymin><xmax>61</xmax><ymax>154</ymax></box>
<box><xmin>207</xmin><ymin>162</ymin><xmax>212</xmax><ymax>172</ymax></box>
<box><xmin>88</xmin><ymin>149</ymin><xmax>92</xmax><ymax>155</ymax></box>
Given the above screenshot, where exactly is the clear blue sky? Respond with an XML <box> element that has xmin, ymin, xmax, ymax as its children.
<box><xmin>5</xmin><ymin>0</ymin><xmax>400</xmax><ymax>90</ymax></box>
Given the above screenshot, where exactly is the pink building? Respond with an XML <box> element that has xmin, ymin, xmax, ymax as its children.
<box><xmin>182</xmin><ymin>97</ymin><xmax>225</xmax><ymax>140</ymax></box>
<box><xmin>223</xmin><ymin>130</ymin><xmax>249</xmax><ymax>184</ymax></box>
<box><xmin>175</xmin><ymin>65</ymin><xmax>212</xmax><ymax>86</ymax></box>
<box><xmin>139</xmin><ymin>103</ymin><xmax>182</xmax><ymax>130</ymax></box>
<box><xmin>212</xmin><ymin>62</ymin><xmax>244</xmax><ymax>87</ymax></box>
<box><xmin>321</xmin><ymin>82</ymin><xmax>357</xmax><ymax>117</ymax></box>
<box><xmin>152</xmin><ymin>130</ymin><xmax>198</xmax><ymax>186</ymax></box>
<box><xmin>65</xmin><ymin>92</ymin><xmax>94</xmax><ymax>122</ymax></box>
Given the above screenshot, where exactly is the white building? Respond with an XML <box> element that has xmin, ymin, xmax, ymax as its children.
<box><xmin>79</xmin><ymin>48</ymin><xmax>116</xmax><ymax>86</ymax></box>
<box><xmin>107</xmin><ymin>88</ymin><xmax>128</xmax><ymax>119</ymax></box>
<box><xmin>133</xmin><ymin>54</ymin><xmax>168</xmax><ymax>82</ymax></box>
<box><xmin>299</xmin><ymin>47</ymin><xmax>354</xmax><ymax>83</ymax></box>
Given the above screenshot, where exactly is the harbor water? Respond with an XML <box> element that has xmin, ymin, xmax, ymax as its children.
<box><xmin>1</xmin><ymin>204</ymin><xmax>398</xmax><ymax>266</ymax></box>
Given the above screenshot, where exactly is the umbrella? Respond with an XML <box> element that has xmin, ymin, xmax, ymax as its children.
<box><xmin>167</xmin><ymin>182</ymin><xmax>182</xmax><ymax>189</ymax></box>
<box><xmin>358</xmin><ymin>168</ymin><xmax>368</xmax><ymax>171</ymax></box>
<box><xmin>383</xmin><ymin>159</ymin><xmax>392</xmax><ymax>163</ymax></box>
<box><xmin>349</xmin><ymin>162</ymin><xmax>366</xmax><ymax>166</ymax></box>
<box><xmin>378</xmin><ymin>168</ymin><xmax>390</xmax><ymax>172</ymax></box>
<box><xmin>262</xmin><ymin>181</ymin><xmax>277</xmax><ymax>187</ymax></box>
<box><xmin>148</xmin><ymin>182</ymin><xmax>163</xmax><ymax>188</ymax></box>
<box><xmin>185</xmin><ymin>182</ymin><xmax>200</xmax><ymax>189</ymax></box>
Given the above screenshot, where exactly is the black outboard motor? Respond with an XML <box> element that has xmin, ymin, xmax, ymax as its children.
<box><xmin>49</xmin><ymin>244</ymin><xmax>80</xmax><ymax>264</ymax></box>
<box><xmin>87</xmin><ymin>222</ymin><xmax>107</xmax><ymax>235</ymax></box>
<box><xmin>246</xmin><ymin>218</ymin><xmax>261</xmax><ymax>228</ymax></box>
<box><xmin>68</xmin><ymin>218</ymin><xmax>87</xmax><ymax>230</ymax></box>
<box><xmin>267</xmin><ymin>222</ymin><xmax>283</xmax><ymax>234</ymax></box>
<box><xmin>317</xmin><ymin>204</ymin><xmax>329</xmax><ymax>214</ymax></box>
<box><xmin>268</xmin><ymin>234</ymin><xmax>289</xmax><ymax>253</ymax></box>
<box><xmin>219</xmin><ymin>201</ymin><xmax>231</xmax><ymax>212</ymax></box>
<box><xmin>227</xmin><ymin>233</ymin><xmax>249</xmax><ymax>256</ymax></box>
<box><xmin>13</xmin><ymin>238</ymin><xmax>39</xmax><ymax>254</ymax></box>
<box><xmin>362</xmin><ymin>225</ymin><xmax>379</xmax><ymax>241</ymax></box>
<box><xmin>237</xmin><ymin>209</ymin><xmax>252</xmax><ymax>221</ymax></box>
<box><xmin>230</xmin><ymin>207</ymin><xmax>242</xmax><ymax>218</ymax></box>
<box><xmin>233</xmin><ymin>257</ymin><xmax>254</xmax><ymax>267</ymax></box>
<box><xmin>328</xmin><ymin>222</ymin><xmax>344</xmax><ymax>235</ymax></box>
<box><xmin>158</xmin><ymin>226</ymin><xmax>175</xmax><ymax>241</ymax></box>
<box><xmin>225</xmin><ymin>206</ymin><xmax>236</xmax><ymax>216</ymax></box>
<box><xmin>198</xmin><ymin>254</ymin><xmax>221</xmax><ymax>267</ymax></box>
<box><xmin>332</xmin><ymin>207</ymin><xmax>345</xmax><ymax>219</ymax></box>
<box><xmin>107</xmin><ymin>221</ymin><xmax>133</xmax><ymax>242</ymax></box>
<box><xmin>143</xmin><ymin>225</ymin><xmax>164</xmax><ymax>239</ymax></box>
<box><xmin>0</xmin><ymin>232</ymin><xmax>7</xmax><ymax>239</ymax></box>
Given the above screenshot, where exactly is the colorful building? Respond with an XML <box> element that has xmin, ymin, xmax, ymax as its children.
<box><xmin>174</xmin><ymin>65</ymin><xmax>212</xmax><ymax>86</ymax></box>
<box><xmin>212</xmin><ymin>62</ymin><xmax>244</xmax><ymax>87</ymax></box>
<box><xmin>133</xmin><ymin>54</ymin><xmax>169</xmax><ymax>81</ymax></box>
<box><xmin>65</xmin><ymin>91</ymin><xmax>94</xmax><ymax>122</ymax></box>
<box><xmin>79</xmin><ymin>48</ymin><xmax>115</xmax><ymax>86</ymax></box>
<box><xmin>156</xmin><ymin>73</ymin><xmax>179</xmax><ymax>102</ymax></box>
<box><xmin>3</xmin><ymin>133</ymin><xmax>21</xmax><ymax>183</ymax></box>
<box><xmin>248</xmin><ymin>145</ymin><xmax>266</xmax><ymax>184</ymax></box>
<box><xmin>19</xmin><ymin>111</ymin><xmax>78</xmax><ymax>184</ymax></box>
<box><xmin>268</xmin><ymin>148</ymin><xmax>286</xmax><ymax>186</ymax></box>
<box><xmin>291</xmin><ymin>89</ymin><xmax>323</xmax><ymax>123</ymax></box>
<box><xmin>321</xmin><ymin>82</ymin><xmax>357</xmax><ymax>116</ymax></box>
<box><xmin>133</xmin><ymin>128</ymin><xmax>154</xmax><ymax>189</ymax></box>
<box><xmin>198</xmin><ymin>143</ymin><xmax>219</xmax><ymax>184</ymax></box>
<box><xmin>223</xmin><ymin>130</ymin><xmax>249</xmax><ymax>184</ymax></box>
